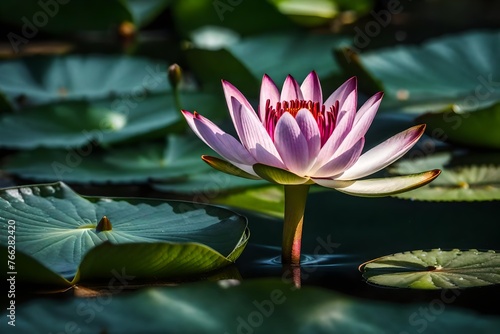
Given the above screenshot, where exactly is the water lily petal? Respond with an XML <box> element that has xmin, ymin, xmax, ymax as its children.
<box><xmin>338</xmin><ymin>125</ymin><xmax>426</xmax><ymax>180</ymax></box>
<box><xmin>258</xmin><ymin>74</ymin><xmax>280</xmax><ymax>122</ymax></box>
<box><xmin>314</xmin><ymin>170</ymin><xmax>441</xmax><ymax>196</ymax></box>
<box><xmin>295</xmin><ymin>109</ymin><xmax>321</xmax><ymax>163</ymax></box>
<box><xmin>202</xmin><ymin>155</ymin><xmax>261</xmax><ymax>179</ymax></box>
<box><xmin>253</xmin><ymin>163</ymin><xmax>311</xmax><ymax>185</ymax></box>
<box><xmin>280</xmin><ymin>75</ymin><xmax>303</xmax><ymax>101</ymax></box>
<box><xmin>231</xmin><ymin>97</ymin><xmax>285</xmax><ymax>168</ymax></box>
<box><xmin>300</xmin><ymin>71</ymin><xmax>322</xmax><ymax>103</ymax></box>
<box><xmin>187</xmin><ymin>111</ymin><xmax>256</xmax><ymax>166</ymax></box>
<box><xmin>274</xmin><ymin>112</ymin><xmax>311</xmax><ymax>176</ymax></box>
<box><xmin>337</xmin><ymin>92</ymin><xmax>383</xmax><ymax>153</ymax></box>
<box><xmin>311</xmin><ymin>138</ymin><xmax>364</xmax><ymax>178</ymax></box>
<box><xmin>312</xmin><ymin>109</ymin><xmax>354</xmax><ymax>170</ymax></box>
<box><xmin>222</xmin><ymin>79</ymin><xmax>256</xmax><ymax>122</ymax></box>
<box><xmin>324</xmin><ymin>77</ymin><xmax>357</xmax><ymax>113</ymax></box>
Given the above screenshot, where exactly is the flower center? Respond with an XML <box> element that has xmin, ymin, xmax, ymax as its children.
<box><xmin>263</xmin><ymin>99</ymin><xmax>339</xmax><ymax>146</ymax></box>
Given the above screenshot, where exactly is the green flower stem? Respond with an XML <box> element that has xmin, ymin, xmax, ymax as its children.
<box><xmin>282</xmin><ymin>184</ymin><xmax>310</xmax><ymax>266</ymax></box>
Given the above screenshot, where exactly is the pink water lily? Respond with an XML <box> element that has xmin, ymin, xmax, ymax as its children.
<box><xmin>182</xmin><ymin>71</ymin><xmax>440</xmax><ymax>265</ymax></box>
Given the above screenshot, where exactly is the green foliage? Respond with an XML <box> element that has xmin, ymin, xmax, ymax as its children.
<box><xmin>3</xmin><ymin>279</ymin><xmax>500</xmax><ymax>333</ymax></box>
<box><xmin>361</xmin><ymin>249</ymin><xmax>500</xmax><ymax>289</ymax></box>
<box><xmin>0</xmin><ymin>182</ymin><xmax>248</xmax><ymax>285</ymax></box>
<box><xmin>391</xmin><ymin>152</ymin><xmax>500</xmax><ymax>201</ymax></box>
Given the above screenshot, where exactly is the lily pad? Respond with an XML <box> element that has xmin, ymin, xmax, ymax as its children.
<box><xmin>173</xmin><ymin>0</ymin><xmax>296</xmax><ymax>37</ymax></box>
<box><xmin>416</xmin><ymin>103</ymin><xmax>500</xmax><ymax>149</ymax></box>
<box><xmin>3</xmin><ymin>278</ymin><xmax>500</xmax><ymax>333</ymax></box>
<box><xmin>342</xmin><ymin>30</ymin><xmax>500</xmax><ymax>112</ymax></box>
<box><xmin>360</xmin><ymin>249</ymin><xmax>500</xmax><ymax>289</ymax></box>
<box><xmin>0</xmin><ymin>91</ymin><xmax>224</xmax><ymax>149</ymax></box>
<box><xmin>390</xmin><ymin>152</ymin><xmax>500</xmax><ymax>201</ymax></box>
<box><xmin>126</xmin><ymin>0</ymin><xmax>174</xmax><ymax>28</ymax></box>
<box><xmin>152</xmin><ymin>170</ymin><xmax>267</xmax><ymax>195</ymax></box>
<box><xmin>186</xmin><ymin>32</ymin><xmax>351</xmax><ymax>95</ymax></box>
<box><xmin>268</xmin><ymin>0</ymin><xmax>374</xmax><ymax>27</ymax></box>
<box><xmin>3</xmin><ymin>135</ymin><xmax>211</xmax><ymax>184</ymax></box>
<box><xmin>0</xmin><ymin>55</ymin><xmax>169</xmax><ymax>109</ymax></box>
<box><xmin>0</xmin><ymin>182</ymin><xmax>249</xmax><ymax>285</ymax></box>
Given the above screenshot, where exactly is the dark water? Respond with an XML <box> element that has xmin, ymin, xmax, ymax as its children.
<box><xmin>234</xmin><ymin>189</ymin><xmax>500</xmax><ymax>315</ymax></box>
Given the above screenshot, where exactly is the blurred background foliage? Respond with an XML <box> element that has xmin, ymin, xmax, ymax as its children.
<box><xmin>0</xmin><ymin>0</ymin><xmax>499</xmax><ymax>331</ymax></box>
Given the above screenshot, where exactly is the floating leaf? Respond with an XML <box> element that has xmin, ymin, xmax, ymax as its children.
<box><xmin>0</xmin><ymin>55</ymin><xmax>169</xmax><ymax>109</ymax></box>
<box><xmin>3</xmin><ymin>135</ymin><xmax>211</xmax><ymax>184</ymax></box>
<box><xmin>341</xmin><ymin>30</ymin><xmax>500</xmax><ymax>113</ymax></box>
<box><xmin>125</xmin><ymin>0</ymin><xmax>174</xmax><ymax>27</ymax></box>
<box><xmin>0</xmin><ymin>92</ymin><xmax>224</xmax><ymax>149</ymax></box>
<box><xmin>416</xmin><ymin>103</ymin><xmax>500</xmax><ymax>149</ymax></box>
<box><xmin>0</xmin><ymin>182</ymin><xmax>248</xmax><ymax>285</ymax></box>
<box><xmin>215</xmin><ymin>186</ymin><xmax>286</xmax><ymax>218</ymax></box>
<box><xmin>186</xmin><ymin>32</ymin><xmax>350</xmax><ymax>95</ymax></box>
<box><xmin>390</xmin><ymin>152</ymin><xmax>500</xmax><ymax>201</ymax></box>
<box><xmin>360</xmin><ymin>249</ymin><xmax>500</xmax><ymax>289</ymax></box>
<box><xmin>152</xmin><ymin>169</ymin><xmax>267</xmax><ymax>195</ymax></box>
<box><xmin>173</xmin><ymin>0</ymin><xmax>295</xmax><ymax>37</ymax></box>
<box><xmin>3</xmin><ymin>278</ymin><xmax>500</xmax><ymax>333</ymax></box>
<box><xmin>268</xmin><ymin>0</ymin><xmax>374</xmax><ymax>27</ymax></box>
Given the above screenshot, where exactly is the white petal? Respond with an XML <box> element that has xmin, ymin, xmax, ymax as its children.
<box><xmin>313</xmin><ymin>170</ymin><xmax>441</xmax><ymax>196</ymax></box>
<box><xmin>324</xmin><ymin>77</ymin><xmax>357</xmax><ymax>112</ymax></box>
<box><xmin>280</xmin><ymin>75</ymin><xmax>303</xmax><ymax>101</ymax></box>
<box><xmin>338</xmin><ymin>125</ymin><xmax>426</xmax><ymax>180</ymax></box>
<box><xmin>312</xmin><ymin>109</ymin><xmax>354</xmax><ymax>171</ymax></box>
<box><xmin>189</xmin><ymin>113</ymin><xmax>256</xmax><ymax>166</ymax></box>
<box><xmin>274</xmin><ymin>112</ymin><xmax>311</xmax><ymax>176</ymax></box>
<box><xmin>259</xmin><ymin>74</ymin><xmax>280</xmax><ymax>122</ymax></box>
<box><xmin>295</xmin><ymin>109</ymin><xmax>321</xmax><ymax>162</ymax></box>
<box><xmin>337</xmin><ymin>92</ymin><xmax>383</xmax><ymax>153</ymax></box>
<box><xmin>312</xmin><ymin>138</ymin><xmax>364</xmax><ymax>178</ymax></box>
<box><xmin>300</xmin><ymin>71</ymin><xmax>322</xmax><ymax>103</ymax></box>
<box><xmin>231</xmin><ymin>97</ymin><xmax>285</xmax><ymax>168</ymax></box>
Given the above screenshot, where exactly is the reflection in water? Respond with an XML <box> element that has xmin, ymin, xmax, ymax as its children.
<box><xmin>246</xmin><ymin>244</ymin><xmax>357</xmax><ymax>268</ymax></box>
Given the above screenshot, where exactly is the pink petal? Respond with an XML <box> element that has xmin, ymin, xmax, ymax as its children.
<box><xmin>280</xmin><ymin>75</ymin><xmax>303</xmax><ymax>101</ymax></box>
<box><xmin>312</xmin><ymin>109</ymin><xmax>354</xmax><ymax>170</ymax></box>
<box><xmin>338</xmin><ymin>125</ymin><xmax>426</xmax><ymax>180</ymax></box>
<box><xmin>231</xmin><ymin>97</ymin><xmax>285</xmax><ymax>168</ymax></box>
<box><xmin>311</xmin><ymin>138</ymin><xmax>364</xmax><ymax>178</ymax></box>
<box><xmin>258</xmin><ymin>74</ymin><xmax>280</xmax><ymax>122</ymax></box>
<box><xmin>222</xmin><ymin>79</ymin><xmax>256</xmax><ymax>123</ymax></box>
<box><xmin>300</xmin><ymin>71</ymin><xmax>322</xmax><ymax>103</ymax></box>
<box><xmin>324</xmin><ymin>77</ymin><xmax>357</xmax><ymax>112</ymax></box>
<box><xmin>186</xmin><ymin>111</ymin><xmax>256</xmax><ymax>166</ymax></box>
<box><xmin>273</xmin><ymin>112</ymin><xmax>311</xmax><ymax>176</ymax></box>
<box><xmin>295</xmin><ymin>109</ymin><xmax>321</xmax><ymax>162</ymax></box>
<box><xmin>336</xmin><ymin>92</ymin><xmax>383</xmax><ymax>153</ymax></box>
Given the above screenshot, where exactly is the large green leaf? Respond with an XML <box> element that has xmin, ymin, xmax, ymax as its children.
<box><xmin>342</xmin><ymin>30</ymin><xmax>500</xmax><ymax>112</ymax></box>
<box><xmin>186</xmin><ymin>32</ymin><xmax>351</xmax><ymax>95</ymax></box>
<box><xmin>360</xmin><ymin>249</ymin><xmax>500</xmax><ymax>289</ymax></box>
<box><xmin>390</xmin><ymin>151</ymin><xmax>500</xmax><ymax>201</ymax></box>
<box><xmin>0</xmin><ymin>0</ymin><xmax>132</xmax><ymax>35</ymax></box>
<box><xmin>0</xmin><ymin>90</ymin><xmax>223</xmax><ymax>149</ymax></box>
<box><xmin>3</xmin><ymin>135</ymin><xmax>211</xmax><ymax>183</ymax></box>
<box><xmin>125</xmin><ymin>0</ymin><xmax>173</xmax><ymax>28</ymax></box>
<box><xmin>173</xmin><ymin>0</ymin><xmax>296</xmax><ymax>37</ymax></box>
<box><xmin>416</xmin><ymin>103</ymin><xmax>500</xmax><ymax>149</ymax></box>
<box><xmin>0</xmin><ymin>55</ymin><xmax>169</xmax><ymax>110</ymax></box>
<box><xmin>3</xmin><ymin>279</ymin><xmax>500</xmax><ymax>333</ymax></box>
<box><xmin>0</xmin><ymin>182</ymin><xmax>248</xmax><ymax>285</ymax></box>
<box><xmin>152</xmin><ymin>170</ymin><xmax>267</xmax><ymax>195</ymax></box>
<box><xmin>268</xmin><ymin>0</ymin><xmax>374</xmax><ymax>27</ymax></box>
